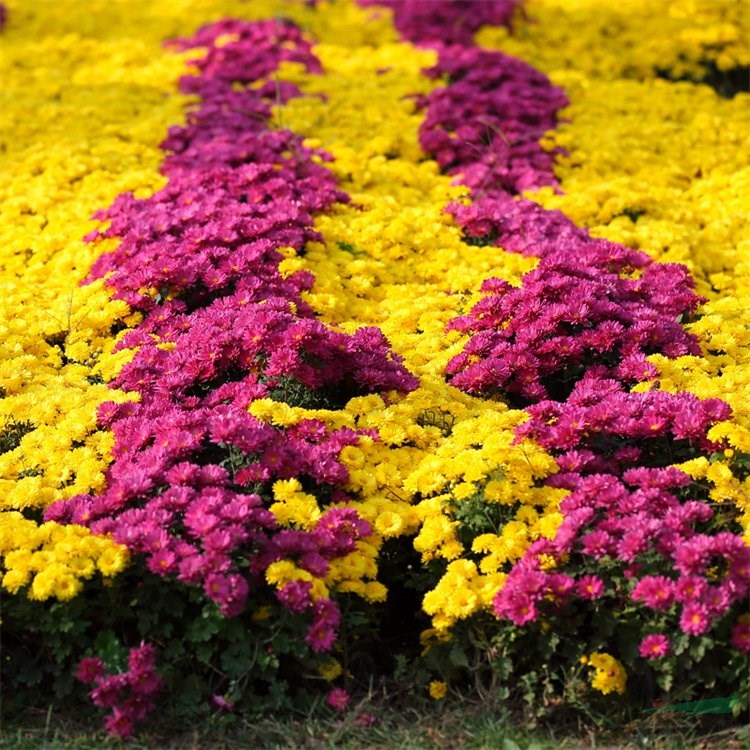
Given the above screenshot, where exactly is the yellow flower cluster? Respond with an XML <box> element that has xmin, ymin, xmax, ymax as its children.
<box><xmin>581</xmin><ymin>652</ymin><xmax>628</xmax><ymax>696</ymax></box>
<box><xmin>0</xmin><ymin>512</ymin><xmax>129</xmax><ymax>599</ymax></box>
<box><xmin>480</xmin><ymin>0</ymin><xmax>750</xmax><ymax>81</ymax></box>
<box><xmin>251</xmin><ymin>388</ymin><xmax>562</xmax><ymax>616</ymax></box>
<box><xmin>652</xmin><ymin>282</ymin><xmax>750</xmax><ymax>540</ymax></box>
<box><xmin>257</xmin><ymin>6</ymin><xmax>565</xmax><ymax>632</ymax></box>
<box><xmin>477</xmin><ymin>1</ymin><xmax>749</xmax><ymax>294</ymax></box>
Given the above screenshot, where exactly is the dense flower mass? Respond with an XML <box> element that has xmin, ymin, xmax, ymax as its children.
<box><xmin>359</xmin><ymin>0</ymin><xmax>521</xmax><ymax>46</ymax></box>
<box><xmin>445</xmin><ymin>243</ymin><xmax>703</xmax><ymax>402</ymax></box>
<box><xmin>2</xmin><ymin>0</ymin><xmax>749</xmax><ymax>735</ymax></box>
<box><xmin>375</xmin><ymin>0</ymin><xmax>749</xmax><ymax>700</ymax></box>
<box><xmin>44</xmin><ymin>16</ymin><xmax>418</xmax><ymax>643</ymax></box>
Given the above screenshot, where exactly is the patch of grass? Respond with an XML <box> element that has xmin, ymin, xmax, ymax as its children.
<box><xmin>2</xmin><ymin>700</ymin><xmax>749</xmax><ymax>750</ymax></box>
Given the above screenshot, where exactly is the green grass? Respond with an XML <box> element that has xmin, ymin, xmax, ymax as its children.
<box><xmin>2</xmin><ymin>701</ymin><xmax>748</xmax><ymax>750</ymax></box>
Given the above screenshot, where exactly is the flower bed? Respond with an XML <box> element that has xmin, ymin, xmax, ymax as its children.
<box><xmin>1</xmin><ymin>0</ymin><xmax>748</xmax><ymax>737</ymax></box>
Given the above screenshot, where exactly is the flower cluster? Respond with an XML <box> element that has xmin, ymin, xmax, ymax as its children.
<box><xmin>474</xmin><ymin>0</ymin><xmax>750</xmax><ymax>549</ymax></box>
<box><xmin>477</xmin><ymin>0</ymin><xmax>750</xmax><ymax>83</ymax></box>
<box><xmin>46</xmin><ymin>17</ymin><xmax>415</xmax><ymax>645</ymax></box>
<box><xmin>399</xmin><ymin>0</ymin><xmax>750</xmax><ymax>696</ymax></box>
<box><xmin>76</xmin><ymin>643</ymin><xmax>163</xmax><ymax>739</ymax></box>
<box><xmin>0</xmin><ymin>0</ymin><xmax>202</xmax><ymax>594</ymax></box>
<box><xmin>446</xmin><ymin>242</ymin><xmax>702</xmax><ymax>402</ymax></box>
<box><xmin>359</xmin><ymin>0</ymin><xmax>521</xmax><ymax>47</ymax></box>
<box><xmin>0</xmin><ymin>513</ymin><xmax>128</xmax><ymax>599</ymax></box>
<box><xmin>278</xmin><ymin>1</ymin><xmax>748</xmax><ymax>695</ymax></box>
<box><xmin>268</xmin><ymin>6</ymin><xmax>560</xmax><ymax>640</ymax></box>
<box><xmin>4</xmin><ymin>0</ymin><xmax>749</xmax><ymax>725</ymax></box>
<box><xmin>418</xmin><ymin>46</ymin><xmax>567</xmax><ymax>199</ymax></box>
<box><xmin>581</xmin><ymin>653</ymin><xmax>627</xmax><ymax>696</ymax></box>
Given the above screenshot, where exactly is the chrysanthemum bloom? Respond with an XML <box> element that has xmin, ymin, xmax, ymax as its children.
<box><xmin>639</xmin><ymin>634</ymin><xmax>670</xmax><ymax>660</ymax></box>
<box><xmin>730</xmin><ymin>617</ymin><xmax>750</xmax><ymax>653</ymax></box>
<box><xmin>586</xmin><ymin>652</ymin><xmax>627</xmax><ymax>695</ymax></box>
<box><xmin>679</xmin><ymin>602</ymin><xmax>712</xmax><ymax>636</ymax></box>
<box><xmin>429</xmin><ymin>680</ymin><xmax>448</xmax><ymax>700</ymax></box>
<box><xmin>630</xmin><ymin>575</ymin><xmax>675</xmax><ymax>612</ymax></box>
<box><xmin>104</xmin><ymin>707</ymin><xmax>134</xmax><ymax>740</ymax></box>
<box><xmin>318</xmin><ymin>659</ymin><xmax>343</xmax><ymax>681</ymax></box>
<box><xmin>326</xmin><ymin>687</ymin><xmax>350</xmax><ymax>712</ymax></box>
<box><xmin>76</xmin><ymin>656</ymin><xmax>105</xmax><ymax>684</ymax></box>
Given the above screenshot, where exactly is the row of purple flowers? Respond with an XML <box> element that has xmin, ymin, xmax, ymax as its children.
<box><xmin>46</xmin><ymin>18</ymin><xmax>416</xmax><ymax>645</ymax></box>
<box><xmin>389</xmin><ymin>6</ymin><xmax>750</xmax><ymax>652</ymax></box>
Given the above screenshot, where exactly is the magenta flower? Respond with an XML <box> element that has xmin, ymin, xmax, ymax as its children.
<box><xmin>631</xmin><ymin>576</ymin><xmax>675</xmax><ymax>612</ymax></box>
<box><xmin>679</xmin><ymin>603</ymin><xmax>712</xmax><ymax>636</ymax></box>
<box><xmin>576</xmin><ymin>575</ymin><xmax>605</xmax><ymax>600</ymax></box>
<box><xmin>127</xmin><ymin>642</ymin><xmax>158</xmax><ymax>673</ymax></box>
<box><xmin>305</xmin><ymin>598</ymin><xmax>341</xmax><ymax>653</ymax></box>
<box><xmin>129</xmin><ymin>668</ymin><xmax>163</xmax><ymax>698</ymax></box>
<box><xmin>276</xmin><ymin>580</ymin><xmax>313</xmax><ymax>614</ymax></box>
<box><xmin>639</xmin><ymin>634</ymin><xmax>670</xmax><ymax>660</ymax></box>
<box><xmin>90</xmin><ymin>674</ymin><xmax>130</xmax><ymax>709</ymax></box>
<box><xmin>730</xmin><ymin>619</ymin><xmax>750</xmax><ymax>653</ymax></box>
<box><xmin>673</xmin><ymin>574</ymin><xmax>707</xmax><ymax>603</ymax></box>
<box><xmin>326</xmin><ymin>687</ymin><xmax>350</xmax><ymax>713</ymax></box>
<box><xmin>104</xmin><ymin>707</ymin><xmax>134</xmax><ymax>740</ymax></box>
<box><xmin>503</xmin><ymin>595</ymin><xmax>539</xmax><ymax>626</ymax></box>
<box><xmin>146</xmin><ymin>548</ymin><xmax>178</xmax><ymax>575</ymax></box>
<box><xmin>76</xmin><ymin>656</ymin><xmax>105</xmax><ymax>684</ymax></box>
<box><xmin>211</xmin><ymin>694</ymin><xmax>236</xmax><ymax>712</ymax></box>
<box><xmin>580</xmin><ymin>530</ymin><xmax>614</xmax><ymax>559</ymax></box>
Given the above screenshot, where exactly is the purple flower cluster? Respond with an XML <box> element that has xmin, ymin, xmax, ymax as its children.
<box><xmin>359</xmin><ymin>0</ymin><xmax>521</xmax><ymax>47</ymax></box>
<box><xmin>76</xmin><ymin>643</ymin><xmax>163</xmax><ymax>739</ymax></box>
<box><xmin>84</xmin><ymin>19</ymin><xmax>336</xmax><ymax>317</ymax></box>
<box><xmin>392</xmin><ymin>13</ymin><xmax>571</xmax><ymax>253</ymax></box>
<box><xmin>48</xmin><ymin>19</ymin><xmax>416</xmax><ymax>643</ymax></box>
<box><xmin>417</xmin><ymin>46</ymin><xmax>567</xmax><ymax>198</ymax></box>
<box><xmin>385</xmin><ymin>2</ymin><xmax>750</xmax><ymax>655</ymax></box>
<box><xmin>396</xmin><ymin>8</ymin><xmax>600</xmax><ymax>262</ymax></box>
<box><xmin>518</xmin><ymin>374</ymin><xmax>730</xmax><ymax>462</ymax></box>
<box><xmin>495</xmin><ymin>430</ymin><xmax>750</xmax><ymax>635</ymax></box>
<box><xmin>446</xmin><ymin>242</ymin><xmax>703</xmax><ymax>402</ymax></box>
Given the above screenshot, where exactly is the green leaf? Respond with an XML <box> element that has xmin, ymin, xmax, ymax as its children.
<box><xmin>648</xmin><ymin>696</ymin><xmax>739</xmax><ymax>715</ymax></box>
<box><xmin>448</xmin><ymin>644</ymin><xmax>469</xmax><ymax>669</ymax></box>
<box><xmin>220</xmin><ymin>641</ymin><xmax>255</xmax><ymax>678</ymax></box>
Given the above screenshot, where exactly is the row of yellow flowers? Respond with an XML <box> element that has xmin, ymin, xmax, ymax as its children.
<box><xmin>263</xmin><ymin>16</ymin><xmax>563</xmax><ymax>633</ymax></box>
